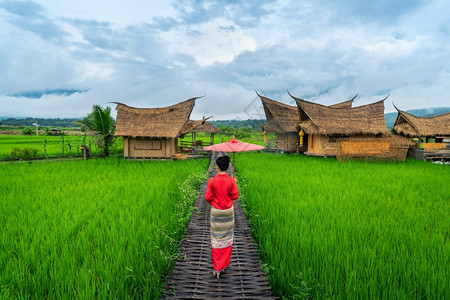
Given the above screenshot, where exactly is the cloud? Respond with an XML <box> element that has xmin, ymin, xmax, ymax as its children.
<box><xmin>160</xmin><ymin>18</ymin><xmax>257</xmax><ymax>66</ymax></box>
<box><xmin>324</xmin><ymin>0</ymin><xmax>428</xmax><ymax>24</ymax></box>
<box><xmin>171</xmin><ymin>0</ymin><xmax>272</xmax><ymax>27</ymax></box>
<box><xmin>9</xmin><ymin>89</ymin><xmax>87</xmax><ymax>99</ymax></box>
<box><xmin>0</xmin><ymin>0</ymin><xmax>449</xmax><ymax>119</ymax></box>
<box><xmin>0</xmin><ymin>0</ymin><xmax>67</xmax><ymax>41</ymax></box>
<box><xmin>0</xmin><ymin>0</ymin><xmax>44</xmax><ymax>18</ymax></box>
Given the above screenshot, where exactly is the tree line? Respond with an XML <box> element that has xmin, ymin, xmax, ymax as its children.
<box><xmin>209</xmin><ymin>119</ymin><xmax>265</xmax><ymax>130</ymax></box>
<box><xmin>0</xmin><ymin>117</ymin><xmax>80</xmax><ymax>127</ymax></box>
<box><xmin>1</xmin><ymin>117</ymin><xmax>267</xmax><ymax>130</ymax></box>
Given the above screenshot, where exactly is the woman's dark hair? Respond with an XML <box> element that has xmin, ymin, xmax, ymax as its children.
<box><xmin>216</xmin><ymin>155</ymin><xmax>230</xmax><ymax>171</ymax></box>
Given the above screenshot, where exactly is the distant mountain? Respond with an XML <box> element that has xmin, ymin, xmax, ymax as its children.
<box><xmin>385</xmin><ymin>107</ymin><xmax>450</xmax><ymax>129</ymax></box>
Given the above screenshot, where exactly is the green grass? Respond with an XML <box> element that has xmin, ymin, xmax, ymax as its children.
<box><xmin>0</xmin><ymin>157</ymin><xmax>208</xmax><ymax>298</ymax></box>
<box><xmin>237</xmin><ymin>153</ymin><xmax>449</xmax><ymax>299</ymax></box>
<box><xmin>0</xmin><ymin>135</ymin><xmax>123</xmax><ymax>159</ymax></box>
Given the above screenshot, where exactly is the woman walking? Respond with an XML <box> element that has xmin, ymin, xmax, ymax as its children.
<box><xmin>205</xmin><ymin>155</ymin><xmax>239</xmax><ymax>278</ymax></box>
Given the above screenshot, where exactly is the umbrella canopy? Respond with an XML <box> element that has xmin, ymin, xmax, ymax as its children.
<box><xmin>204</xmin><ymin>136</ymin><xmax>264</xmax><ymax>177</ymax></box>
<box><xmin>204</xmin><ymin>136</ymin><xmax>264</xmax><ymax>152</ymax></box>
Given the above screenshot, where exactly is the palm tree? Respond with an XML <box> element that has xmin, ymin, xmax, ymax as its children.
<box><xmin>82</xmin><ymin>105</ymin><xmax>115</xmax><ymax>157</ymax></box>
<box><xmin>92</xmin><ymin>105</ymin><xmax>115</xmax><ymax>156</ymax></box>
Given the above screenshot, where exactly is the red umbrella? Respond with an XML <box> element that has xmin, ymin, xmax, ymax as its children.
<box><xmin>204</xmin><ymin>136</ymin><xmax>264</xmax><ymax>177</ymax></box>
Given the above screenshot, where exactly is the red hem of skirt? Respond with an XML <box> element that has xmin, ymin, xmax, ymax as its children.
<box><xmin>212</xmin><ymin>245</ymin><xmax>232</xmax><ymax>271</ymax></box>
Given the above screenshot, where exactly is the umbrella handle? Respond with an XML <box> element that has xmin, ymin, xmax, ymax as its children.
<box><xmin>233</xmin><ymin>152</ymin><xmax>235</xmax><ymax>178</ymax></box>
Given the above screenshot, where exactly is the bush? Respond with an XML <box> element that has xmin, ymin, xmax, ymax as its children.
<box><xmin>235</xmin><ymin>130</ymin><xmax>251</xmax><ymax>139</ymax></box>
<box><xmin>10</xmin><ymin>148</ymin><xmax>39</xmax><ymax>159</ymax></box>
<box><xmin>217</xmin><ymin>126</ymin><xmax>252</xmax><ymax>139</ymax></box>
<box><xmin>22</xmin><ymin>126</ymin><xmax>35</xmax><ymax>135</ymax></box>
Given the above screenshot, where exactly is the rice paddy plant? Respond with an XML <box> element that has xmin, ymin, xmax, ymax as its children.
<box><xmin>237</xmin><ymin>152</ymin><xmax>449</xmax><ymax>299</ymax></box>
<box><xmin>0</xmin><ymin>157</ymin><xmax>208</xmax><ymax>298</ymax></box>
<box><xmin>0</xmin><ymin>135</ymin><xmax>123</xmax><ymax>159</ymax></box>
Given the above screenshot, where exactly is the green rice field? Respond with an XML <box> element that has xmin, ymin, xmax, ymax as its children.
<box><xmin>0</xmin><ymin>135</ymin><xmax>123</xmax><ymax>159</ymax></box>
<box><xmin>2</xmin><ymin>146</ymin><xmax>448</xmax><ymax>299</ymax></box>
<box><xmin>0</xmin><ymin>134</ymin><xmax>263</xmax><ymax>161</ymax></box>
<box><xmin>237</xmin><ymin>152</ymin><xmax>449</xmax><ymax>299</ymax></box>
<box><xmin>0</xmin><ymin>158</ymin><xmax>208</xmax><ymax>298</ymax></box>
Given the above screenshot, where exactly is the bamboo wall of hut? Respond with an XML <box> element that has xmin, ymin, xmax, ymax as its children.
<box><xmin>123</xmin><ymin>137</ymin><xmax>178</xmax><ymax>158</ymax></box>
<box><xmin>276</xmin><ymin>132</ymin><xmax>301</xmax><ymax>152</ymax></box>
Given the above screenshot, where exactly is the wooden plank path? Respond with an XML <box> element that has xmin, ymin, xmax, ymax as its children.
<box><xmin>163</xmin><ymin>152</ymin><xmax>275</xmax><ymax>299</ymax></box>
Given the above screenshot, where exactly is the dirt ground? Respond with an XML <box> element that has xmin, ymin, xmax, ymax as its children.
<box><xmin>0</xmin><ymin>130</ymin><xmax>21</xmax><ymax>135</ymax></box>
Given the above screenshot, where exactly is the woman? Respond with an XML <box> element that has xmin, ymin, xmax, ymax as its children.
<box><xmin>205</xmin><ymin>155</ymin><xmax>239</xmax><ymax>278</ymax></box>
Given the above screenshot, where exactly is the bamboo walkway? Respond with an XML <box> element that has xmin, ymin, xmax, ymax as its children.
<box><xmin>163</xmin><ymin>152</ymin><xmax>275</xmax><ymax>299</ymax></box>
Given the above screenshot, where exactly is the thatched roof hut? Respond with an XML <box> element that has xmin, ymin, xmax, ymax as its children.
<box><xmin>180</xmin><ymin>119</ymin><xmax>222</xmax><ymax>135</ymax></box>
<box><xmin>258</xmin><ymin>94</ymin><xmax>298</xmax><ymax>134</ymax></box>
<box><xmin>289</xmin><ymin>93</ymin><xmax>389</xmax><ymax>136</ymax></box>
<box><xmin>258</xmin><ymin>92</ymin><xmax>358</xmax><ymax>153</ymax></box>
<box><xmin>258</xmin><ymin>93</ymin><xmax>356</xmax><ymax>134</ymax></box>
<box><xmin>392</xmin><ymin>107</ymin><xmax>450</xmax><ymax>138</ymax></box>
<box><xmin>114</xmin><ymin>98</ymin><xmax>197</xmax><ymax>138</ymax></box>
<box><xmin>115</xmin><ymin>97</ymin><xmax>219</xmax><ymax>158</ymax></box>
<box><xmin>285</xmin><ymin>93</ymin><xmax>400</xmax><ymax>159</ymax></box>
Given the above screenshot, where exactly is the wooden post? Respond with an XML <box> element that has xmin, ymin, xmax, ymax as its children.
<box><xmin>211</xmin><ymin>133</ymin><xmax>214</xmax><ymax>145</ymax></box>
<box><xmin>35</xmin><ymin>120</ymin><xmax>39</xmax><ymax>136</ymax></box>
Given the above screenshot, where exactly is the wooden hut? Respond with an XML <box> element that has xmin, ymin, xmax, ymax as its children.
<box><xmin>392</xmin><ymin>107</ymin><xmax>450</xmax><ymax>160</ymax></box>
<box><xmin>179</xmin><ymin>119</ymin><xmax>222</xmax><ymax>151</ymax></box>
<box><xmin>258</xmin><ymin>93</ymin><xmax>300</xmax><ymax>152</ymax></box>
<box><xmin>288</xmin><ymin>93</ymin><xmax>404</xmax><ymax>159</ymax></box>
<box><xmin>115</xmin><ymin>98</ymin><xmax>200</xmax><ymax>158</ymax></box>
<box><xmin>258</xmin><ymin>92</ymin><xmax>356</xmax><ymax>153</ymax></box>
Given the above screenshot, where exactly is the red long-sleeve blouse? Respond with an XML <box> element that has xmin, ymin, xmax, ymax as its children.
<box><xmin>205</xmin><ymin>173</ymin><xmax>239</xmax><ymax>210</ymax></box>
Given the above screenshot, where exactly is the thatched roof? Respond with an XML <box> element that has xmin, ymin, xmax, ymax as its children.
<box><xmin>258</xmin><ymin>93</ymin><xmax>299</xmax><ymax>133</ymax></box>
<box><xmin>329</xmin><ymin>94</ymin><xmax>357</xmax><ymax>108</ymax></box>
<box><xmin>114</xmin><ymin>98</ymin><xmax>198</xmax><ymax>138</ymax></box>
<box><xmin>258</xmin><ymin>92</ymin><xmax>357</xmax><ymax>133</ymax></box>
<box><xmin>180</xmin><ymin>119</ymin><xmax>222</xmax><ymax>135</ymax></box>
<box><xmin>262</xmin><ymin>119</ymin><xmax>285</xmax><ymax>133</ymax></box>
<box><xmin>392</xmin><ymin>107</ymin><xmax>450</xmax><ymax>137</ymax></box>
<box><xmin>289</xmin><ymin>93</ymin><xmax>389</xmax><ymax>135</ymax></box>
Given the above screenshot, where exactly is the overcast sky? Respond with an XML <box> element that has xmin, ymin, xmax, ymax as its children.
<box><xmin>1</xmin><ymin>0</ymin><xmax>449</xmax><ymax>120</ymax></box>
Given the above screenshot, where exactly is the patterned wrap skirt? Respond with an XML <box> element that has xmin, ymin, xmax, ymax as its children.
<box><xmin>210</xmin><ymin>205</ymin><xmax>234</xmax><ymax>272</ymax></box>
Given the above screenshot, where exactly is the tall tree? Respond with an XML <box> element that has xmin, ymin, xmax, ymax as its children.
<box><xmin>92</xmin><ymin>105</ymin><xmax>115</xmax><ymax>157</ymax></box>
<box><xmin>81</xmin><ymin>105</ymin><xmax>115</xmax><ymax>157</ymax></box>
